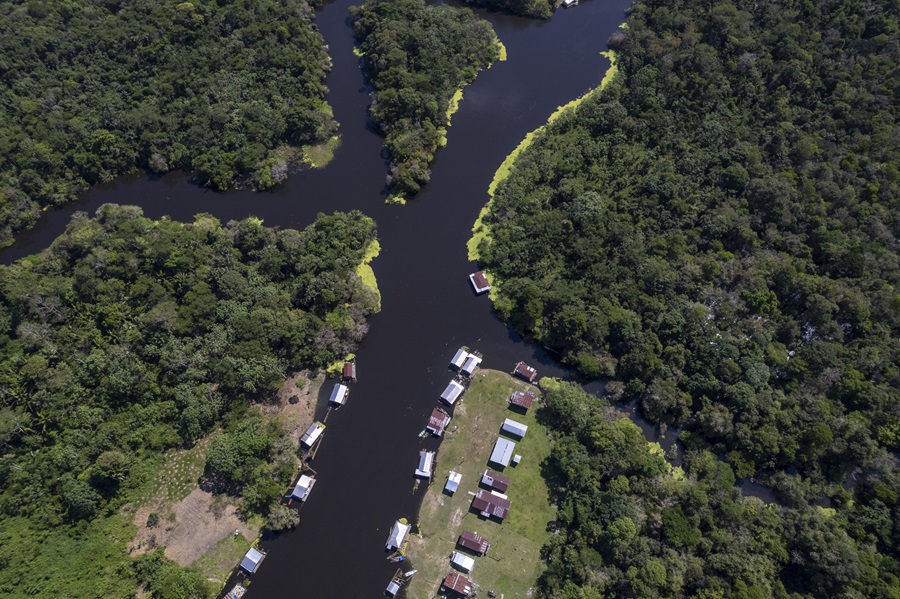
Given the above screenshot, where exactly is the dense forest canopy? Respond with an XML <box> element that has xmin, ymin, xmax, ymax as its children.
<box><xmin>476</xmin><ymin>0</ymin><xmax>900</xmax><ymax>594</ymax></box>
<box><xmin>459</xmin><ymin>0</ymin><xmax>554</xmax><ymax>19</ymax></box>
<box><xmin>0</xmin><ymin>205</ymin><xmax>378</xmax><ymax>595</ymax></box>
<box><xmin>0</xmin><ymin>0</ymin><xmax>336</xmax><ymax>248</ymax></box>
<box><xmin>351</xmin><ymin>0</ymin><xmax>501</xmax><ymax>200</ymax></box>
<box><xmin>539</xmin><ymin>380</ymin><xmax>900</xmax><ymax>598</ymax></box>
<box><xmin>479</xmin><ymin>0</ymin><xmax>900</xmax><ymax>479</ymax></box>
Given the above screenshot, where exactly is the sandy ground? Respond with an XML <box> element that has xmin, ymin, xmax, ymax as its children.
<box><xmin>129</xmin><ymin>488</ymin><xmax>258</xmax><ymax>566</ymax></box>
<box><xmin>269</xmin><ymin>370</ymin><xmax>324</xmax><ymax>450</ymax></box>
<box><xmin>127</xmin><ymin>370</ymin><xmax>325</xmax><ymax>567</ymax></box>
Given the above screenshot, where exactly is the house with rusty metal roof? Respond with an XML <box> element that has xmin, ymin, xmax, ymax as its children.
<box><xmin>471</xmin><ymin>489</ymin><xmax>510</xmax><ymax>520</ymax></box>
<box><xmin>457</xmin><ymin>531</ymin><xmax>490</xmax><ymax>556</ymax></box>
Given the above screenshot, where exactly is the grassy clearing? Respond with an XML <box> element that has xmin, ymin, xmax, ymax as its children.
<box><xmin>191</xmin><ymin>532</ymin><xmax>252</xmax><ymax>588</ymax></box>
<box><xmin>355</xmin><ymin>238</ymin><xmax>382</xmax><ymax>312</ymax></box>
<box><xmin>467</xmin><ymin>50</ymin><xmax>619</xmax><ymax>265</ymax></box>
<box><xmin>405</xmin><ymin>370</ymin><xmax>555</xmax><ymax>599</ymax></box>
<box><xmin>301</xmin><ymin>135</ymin><xmax>341</xmax><ymax>169</ymax></box>
<box><xmin>136</xmin><ymin>436</ymin><xmax>213</xmax><ymax>507</ymax></box>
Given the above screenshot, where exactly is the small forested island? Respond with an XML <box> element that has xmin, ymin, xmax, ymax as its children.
<box><xmin>474</xmin><ymin>0</ymin><xmax>900</xmax><ymax>595</ymax></box>
<box><xmin>0</xmin><ymin>0</ymin><xmax>336</xmax><ymax>248</ymax></box>
<box><xmin>460</xmin><ymin>0</ymin><xmax>554</xmax><ymax>19</ymax></box>
<box><xmin>0</xmin><ymin>205</ymin><xmax>379</xmax><ymax>596</ymax></box>
<box><xmin>350</xmin><ymin>0</ymin><xmax>502</xmax><ymax>201</ymax></box>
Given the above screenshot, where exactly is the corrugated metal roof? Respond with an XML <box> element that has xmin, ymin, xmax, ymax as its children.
<box><xmin>329</xmin><ymin>383</ymin><xmax>348</xmax><ymax>405</ymax></box>
<box><xmin>386</xmin><ymin>520</ymin><xmax>410</xmax><ymax>550</ymax></box>
<box><xmin>502</xmin><ymin>418</ymin><xmax>528</xmax><ymax>439</ymax></box>
<box><xmin>472</xmin><ymin>489</ymin><xmax>510</xmax><ymax>520</ymax></box>
<box><xmin>450</xmin><ymin>349</ymin><xmax>469</xmax><ymax>368</ymax></box>
<box><xmin>461</xmin><ymin>355</ymin><xmax>482</xmax><ymax>376</ymax></box>
<box><xmin>509</xmin><ymin>390</ymin><xmax>535</xmax><ymax>409</ymax></box>
<box><xmin>481</xmin><ymin>469</ymin><xmax>510</xmax><ymax>493</ymax></box>
<box><xmin>441</xmin><ymin>380</ymin><xmax>465</xmax><ymax>405</ymax></box>
<box><xmin>443</xmin><ymin>572</ymin><xmax>472</xmax><ymax>595</ymax></box>
<box><xmin>489</xmin><ymin>437</ymin><xmax>516</xmax><ymax>467</ymax></box>
<box><xmin>458</xmin><ymin>531</ymin><xmax>489</xmax><ymax>555</ymax></box>
<box><xmin>451</xmin><ymin>551</ymin><xmax>475</xmax><ymax>572</ymax></box>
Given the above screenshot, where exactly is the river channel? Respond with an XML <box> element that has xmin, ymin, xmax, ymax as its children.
<box><xmin>1</xmin><ymin>0</ymin><xmax>643</xmax><ymax>595</ymax></box>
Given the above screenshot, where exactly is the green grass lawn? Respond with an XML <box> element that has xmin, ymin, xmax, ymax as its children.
<box><xmin>192</xmin><ymin>532</ymin><xmax>252</xmax><ymax>589</ymax></box>
<box><xmin>405</xmin><ymin>370</ymin><xmax>555</xmax><ymax>598</ymax></box>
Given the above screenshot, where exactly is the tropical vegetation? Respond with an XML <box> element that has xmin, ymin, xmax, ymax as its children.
<box><xmin>473</xmin><ymin>0</ymin><xmax>900</xmax><ymax>594</ymax></box>
<box><xmin>351</xmin><ymin>0</ymin><xmax>501</xmax><ymax>200</ymax></box>
<box><xmin>0</xmin><ymin>205</ymin><xmax>379</xmax><ymax>596</ymax></box>
<box><xmin>0</xmin><ymin>0</ymin><xmax>336</xmax><ymax>248</ymax></box>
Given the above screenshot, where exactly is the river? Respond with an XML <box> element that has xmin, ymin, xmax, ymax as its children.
<box><xmin>0</xmin><ymin>0</ymin><xmax>640</xmax><ymax>595</ymax></box>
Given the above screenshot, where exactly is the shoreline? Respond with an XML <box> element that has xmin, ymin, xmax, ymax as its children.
<box><xmin>403</xmin><ymin>369</ymin><xmax>555</xmax><ymax>598</ymax></box>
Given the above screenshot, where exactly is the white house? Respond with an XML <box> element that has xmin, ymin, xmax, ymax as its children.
<box><xmin>239</xmin><ymin>547</ymin><xmax>265</xmax><ymax>574</ymax></box>
<box><xmin>450</xmin><ymin>348</ymin><xmax>470</xmax><ymax>369</ymax></box>
<box><xmin>386</xmin><ymin>519</ymin><xmax>411</xmax><ymax>551</ymax></box>
<box><xmin>441</xmin><ymin>380</ymin><xmax>465</xmax><ymax>405</ymax></box>
<box><xmin>300</xmin><ymin>421</ymin><xmax>325</xmax><ymax>448</ymax></box>
<box><xmin>415</xmin><ymin>450</ymin><xmax>435</xmax><ymax>478</ymax></box>
<box><xmin>501</xmin><ymin>418</ymin><xmax>528</xmax><ymax>439</ymax></box>
<box><xmin>461</xmin><ymin>355</ymin><xmax>482</xmax><ymax>376</ymax></box>
<box><xmin>451</xmin><ymin>551</ymin><xmax>475</xmax><ymax>573</ymax></box>
<box><xmin>489</xmin><ymin>437</ymin><xmax>516</xmax><ymax>468</ymax></box>
<box><xmin>445</xmin><ymin>471</ymin><xmax>462</xmax><ymax>494</ymax></box>
<box><xmin>291</xmin><ymin>474</ymin><xmax>316</xmax><ymax>501</ymax></box>
<box><xmin>329</xmin><ymin>383</ymin><xmax>348</xmax><ymax>406</ymax></box>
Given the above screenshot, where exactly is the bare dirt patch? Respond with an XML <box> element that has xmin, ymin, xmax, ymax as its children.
<box><xmin>268</xmin><ymin>370</ymin><xmax>325</xmax><ymax>449</ymax></box>
<box><xmin>131</xmin><ymin>488</ymin><xmax>258</xmax><ymax>567</ymax></box>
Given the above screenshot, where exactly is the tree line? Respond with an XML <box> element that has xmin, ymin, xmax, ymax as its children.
<box><xmin>473</xmin><ymin>0</ymin><xmax>900</xmax><ymax>594</ymax></box>
<box><xmin>0</xmin><ymin>205</ymin><xmax>379</xmax><ymax>596</ymax></box>
<box><xmin>351</xmin><ymin>0</ymin><xmax>501</xmax><ymax>200</ymax></box>
<box><xmin>538</xmin><ymin>380</ymin><xmax>900</xmax><ymax>598</ymax></box>
<box><xmin>0</xmin><ymin>0</ymin><xmax>336</xmax><ymax>248</ymax></box>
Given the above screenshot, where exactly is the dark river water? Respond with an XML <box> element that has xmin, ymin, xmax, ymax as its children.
<box><xmin>0</xmin><ymin>0</ymin><xmax>665</xmax><ymax>595</ymax></box>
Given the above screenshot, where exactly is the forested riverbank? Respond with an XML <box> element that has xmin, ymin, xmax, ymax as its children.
<box><xmin>351</xmin><ymin>0</ymin><xmax>502</xmax><ymax>201</ymax></box>
<box><xmin>0</xmin><ymin>206</ymin><xmax>379</xmax><ymax>596</ymax></box>
<box><xmin>474</xmin><ymin>0</ymin><xmax>900</xmax><ymax>595</ymax></box>
<box><xmin>0</xmin><ymin>0</ymin><xmax>336</xmax><ymax>248</ymax></box>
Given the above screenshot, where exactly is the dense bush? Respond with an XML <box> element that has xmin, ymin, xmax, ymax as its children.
<box><xmin>460</xmin><ymin>0</ymin><xmax>553</xmax><ymax>19</ymax></box>
<box><xmin>538</xmin><ymin>380</ymin><xmax>900</xmax><ymax>598</ymax></box>
<box><xmin>0</xmin><ymin>0</ymin><xmax>336</xmax><ymax>247</ymax></box>
<box><xmin>351</xmin><ymin>0</ymin><xmax>501</xmax><ymax>199</ymax></box>
<box><xmin>479</xmin><ymin>0</ymin><xmax>900</xmax><ymax>481</ymax></box>
<box><xmin>0</xmin><ymin>205</ymin><xmax>379</xmax><ymax>594</ymax></box>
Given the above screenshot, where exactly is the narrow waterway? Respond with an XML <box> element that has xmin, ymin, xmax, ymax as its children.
<box><xmin>1</xmin><ymin>0</ymin><xmax>640</xmax><ymax>595</ymax></box>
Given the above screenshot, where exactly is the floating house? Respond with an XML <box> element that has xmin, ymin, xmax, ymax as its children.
<box><xmin>561</xmin><ymin>0</ymin><xmax>578</xmax><ymax>6</ymax></box>
<box><xmin>442</xmin><ymin>572</ymin><xmax>473</xmax><ymax>597</ymax></box>
<box><xmin>415</xmin><ymin>450</ymin><xmax>435</xmax><ymax>478</ymax></box>
<box><xmin>441</xmin><ymin>380</ymin><xmax>465</xmax><ymax>405</ymax></box>
<box><xmin>445</xmin><ymin>471</ymin><xmax>462</xmax><ymax>494</ymax></box>
<box><xmin>291</xmin><ymin>474</ymin><xmax>316</xmax><ymax>501</ymax></box>
<box><xmin>469</xmin><ymin>271</ymin><xmax>491</xmax><ymax>294</ymax></box>
<box><xmin>501</xmin><ymin>418</ymin><xmax>528</xmax><ymax>439</ymax></box>
<box><xmin>451</xmin><ymin>551</ymin><xmax>475</xmax><ymax>573</ymax></box>
<box><xmin>386</xmin><ymin>581</ymin><xmax>401</xmax><ymax>597</ymax></box>
<box><xmin>509</xmin><ymin>390</ymin><xmax>536</xmax><ymax>412</ymax></box>
<box><xmin>386</xmin><ymin>519</ymin><xmax>411</xmax><ymax>551</ymax></box>
<box><xmin>449</xmin><ymin>348</ymin><xmax>470</xmax><ymax>370</ymax></box>
<box><xmin>427</xmin><ymin>408</ymin><xmax>452</xmax><ymax>436</ymax></box>
<box><xmin>239</xmin><ymin>547</ymin><xmax>266</xmax><ymax>574</ymax></box>
<box><xmin>472</xmin><ymin>489</ymin><xmax>511</xmax><ymax>520</ymax></box>
<box><xmin>513</xmin><ymin>361</ymin><xmax>537</xmax><ymax>383</ymax></box>
<box><xmin>342</xmin><ymin>361</ymin><xmax>357</xmax><ymax>382</ymax></box>
<box><xmin>458</xmin><ymin>531</ymin><xmax>490</xmax><ymax>556</ymax></box>
<box><xmin>489</xmin><ymin>437</ymin><xmax>516</xmax><ymax>468</ymax></box>
<box><xmin>329</xmin><ymin>383</ymin><xmax>348</xmax><ymax>406</ymax></box>
<box><xmin>300</xmin><ymin>421</ymin><xmax>325</xmax><ymax>448</ymax></box>
<box><xmin>481</xmin><ymin>469</ymin><xmax>510</xmax><ymax>493</ymax></box>
<box><xmin>461</xmin><ymin>355</ymin><xmax>482</xmax><ymax>377</ymax></box>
